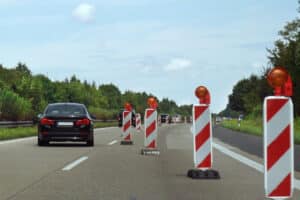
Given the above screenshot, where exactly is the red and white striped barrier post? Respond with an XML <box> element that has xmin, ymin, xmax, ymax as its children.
<box><xmin>136</xmin><ymin>113</ymin><xmax>142</xmax><ymax>132</ymax></box>
<box><xmin>141</xmin><ymin>97</ymin><xmax>160</xmax><ymax>155</ymax></box>
<box><xmin>187</xmin><ymin>86</ymin><xmax>220</xmax><ymax>179</ymax></box>
<box><xmin>193</xmin><ymin>104</ymin><xmax>212</xmax><ymax>169</ymax></box>
<box><xmin>121</xmin><ymin>103</ymin><xmax>133</xmax><ymax>145</ymax></box>
<box><xmin>264</xmin><ymin>67</ymin><xmax>294</xmax><ymax>199</ymax></box>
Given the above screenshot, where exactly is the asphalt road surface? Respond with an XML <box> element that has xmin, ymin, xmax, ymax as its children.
<box><xmin>213</xmin><ymin>125</ymin><xmax>300</xmax><ymax>171</ymax></box>
<box><xmin>0</xmin><ymin>124</ymin><xmax>300</xmax><ymax>200</ymax></box>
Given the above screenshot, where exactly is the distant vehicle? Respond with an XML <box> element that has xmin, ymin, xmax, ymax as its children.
<box><xmin>37</xmin><ymin>103</ymin><xmax>95</xmax><ymax>146</ymax></box>
<box><xmin>118</xmin><ymin>109</ymin><xmax>136</xmax><ymax>127</ymax></box>
<box><xmin>238</xmin><ymin>114</ymin><xmax>244</xmax><ymax>121</ymax></box>
<box><xmin>160</xmin><ymin>114</ymin><xmax>169</xmax><ymax>123</ymax></box>
<box><xmin>216</xmin><ymin>116</ymin><xmax>222</xmax><ymax>123</ymax></box>
<box><xmin>173</xmin><ymin>114</ymin><xmax>182</xmax><ymax>123</ymax></box>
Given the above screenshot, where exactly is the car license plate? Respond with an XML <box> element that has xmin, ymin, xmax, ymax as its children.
<box><xmin>57</xmin><ymin>122</ymin><xmax>73</xmax><ymax>127</ymax></box>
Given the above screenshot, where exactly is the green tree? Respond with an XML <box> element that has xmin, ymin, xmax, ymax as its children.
<box><xmin>99</xmin><ymin>84</ymin><xmax>121</xmax><ymax>109</ymax></box>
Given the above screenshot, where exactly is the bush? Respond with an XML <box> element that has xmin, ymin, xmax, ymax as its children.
<box><xmin>88</xmin><ymin>106</ymin><xmax>118</xmax><ymax>121</ymax></box>
<box><xmin>0</xmin><ymin>89</ymin><xmax>33</xmax><ymax>120</ymax></box>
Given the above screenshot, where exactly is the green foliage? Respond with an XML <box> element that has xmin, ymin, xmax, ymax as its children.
<box><xmin>0</xmin><ymin>89</ymin><xmax>33</xmax><ymax>120</ymax></box>
<box><xmin>221</xmin><ymin>119</ymin><xmax>262</xmax><ymax>137</ymax></box>
<box><xmin>218</xmin><ymin>107</ymin><xmax>240</xmax><ymax>118</ymax></box>
<box><xmin>0</xmin><ymin>63</ymin><xmax>191</xmax><ymax>121</ymax></box>
<box><xmin>158</xmin><ymin>98</ymin><xmax>178</xmax><ymax>115</ymax></box>
<box><xmin>99</xmin><ymin>84</ymin><xmax>121</xmax><ymax>109</ymax></box>
<box><xmin>88</xmin><ymin>106</ymin><xmax>118</xmax><ymax>121</ymax></box>
<box><xmin>0</xmin><ymin>126</ymin><xmax>36</xmax><ymax>140</ymax></box>
<box><xmin>226</xmin><ymin>75</ymin><xmax>272</xmax><ymax>115</ymax></box>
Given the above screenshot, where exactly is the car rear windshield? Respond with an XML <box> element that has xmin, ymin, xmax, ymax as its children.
<box><xmin>45</xmin><ymin>104</ymin><xmax>86</xmax><ymax>116</ymax></box>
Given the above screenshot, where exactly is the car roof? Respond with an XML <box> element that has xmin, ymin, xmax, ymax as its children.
<box><xmin>47</xmin><ymin>102</ymin><xmax>85</xmax><ymax>107</ymax></box>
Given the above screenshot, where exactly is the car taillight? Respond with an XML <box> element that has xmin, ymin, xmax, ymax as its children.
<box><xmin>40</xmin><ymin>118</ymin><xmax>54</xmax><ymax>126</ymax></box>
<box><xmin>76</xmin><ymin>118</ymin><xmax>90</xmax><ymax>126</ymax></box>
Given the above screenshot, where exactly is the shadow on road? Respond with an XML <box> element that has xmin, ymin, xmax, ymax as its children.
<box><xmin>37</xmin><ymin>142</ymin><xmax>90</xmax><ymax>147</ymax></box>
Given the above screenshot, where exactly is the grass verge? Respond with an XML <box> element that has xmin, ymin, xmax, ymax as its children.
<box><xmin>0</xmin><ymin>126</ymin><xmax>37</xmax><ymax>141</ymax></box>
<box><xmin>0</xmin><ymin>121</ymin><xmax>118</xmax><ymax>141</ymax></box>
<box><xmin>221</xmin><ymin>118</ymin><xmax>300</xmax><ymax>144</ymax></box>
<box><xmin>93</xmin><ymin>121</ymin><xmax>118</xmax><ymax>128</ymax></box>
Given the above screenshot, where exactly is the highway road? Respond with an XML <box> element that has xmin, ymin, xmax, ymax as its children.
<box><xmin>0</xmin><ymin>124</ymin><xmax>300</xmax><ymax>200</ymax></box>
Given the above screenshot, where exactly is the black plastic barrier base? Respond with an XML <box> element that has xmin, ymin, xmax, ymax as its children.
<box><xmin>120</xmin><ymin>140</ymin><xmax>133</xmax><ymax>145</ymax></box>
<box><xmin>141</xmin><ymin>148</ymin><xmax>160</xmax><ymax>156</ymax></box>
<box><xmin>187</xmin><ymin>169</ymin><xmax>220</xmax><ymax>179</ymax></box>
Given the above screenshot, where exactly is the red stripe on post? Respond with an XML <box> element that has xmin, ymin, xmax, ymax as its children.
<box><xmin>267</xmin><ymin>99</ymin><xmax>288</xmax><ymax>122</ymax></box>
<box><xmin>123</xmin><ymin>111</ymin><xmax>130</xmax><ymax>118</ymax></box>
<box><xmin>197</xmin><ymin>153</ymin><xmax>211</xmax><ymax>168</ymax></box>
<box><xmin>124</xmin><ymin>134</ymin><xmax>131</xmax><ymax>140</ymax></box>
<box><xmin>269</xmin><ymin>173</ymin><xmax>291</xmax><ymax>197</ymax></box>
<box><xmin>146</xmin><ymin>109</ymin><xmax>155</xmax><ymax>118</ymax></box>
<box><xmin>195</xmin><ymin>123</ymin><xmax>210</xmax><ymax>151</ymax></box>
<box><xmin>146</xmin><ymin>121</ymin><xmax>156</xmax><ymax>137</ymax></box>
<box><xmin>267</xmin><ymin>125</ymin><xmax>290</xmax><ymax>170</ymax></box>
<box><xmin>147</xmin><ymin>140</ymin><xmax>156</xmax><ymax>148</ymax></box>
<box><xmin>194</xmin><ymin>106</ymin><xmax>208</xmax><ymax>121</ymax></box>
<box><xmin>123</xmin><ymin>121</ymin><xmax>131</xmax><ymax>132</ymax></box>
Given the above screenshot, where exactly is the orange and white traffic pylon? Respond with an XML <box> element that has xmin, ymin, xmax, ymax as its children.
<box><xmin>187</xmin><ymin>86</ymin><xmax>220</xmax><ymax>179</ymax></box>
<box><xmin>264</xmin><ymin>96</ymin><xmax>294</xmax><ymax>198</ymax></box>
<box><xmin>141</xmin><ymin>108</ymin><xmax>159</xmax><ymax>155</ymax></box>
<box><xmin>121</xmin><ymin>110</ymin><xmax>133</xmax><ymax>145</ymax></box>
<box><xmin>193</xmin><ymin>104</ymin><xmax>212</xmax><ymax>169</ymax></box>
<box><xmin>136</xmin><ymin>113</ymin><xmax>142</xmax><ymax>132</ymax></box>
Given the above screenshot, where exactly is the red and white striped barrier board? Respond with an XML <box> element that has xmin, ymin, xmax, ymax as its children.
<box><xmin>144</xmin><ymin>108</ymin><xmax>157</xmax><ymax>148</ymax></box>
<box><xmin>136</xmin><ymin>113</ymin><xmax>142</xmax><ymax>131</ymax></box>
<box><xmin>122</xmin><ymin>111</ymin><xmax>132</xmax><ymax>141</ymax></box>
<box><xmin>264</xmin><ymin>96</ymin><xmax>294</xmax><ymax>198</ymax></box>
<box><xmin>192</xmin><ymin>104</ymin><xmax>212</xmax><ymax>169</ymax></box>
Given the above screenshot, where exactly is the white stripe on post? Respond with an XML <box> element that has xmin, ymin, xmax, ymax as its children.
<box><xmin>136</xmin><ymin>113</ymin><xmax>142</xmax><ymax>131</ymax></box>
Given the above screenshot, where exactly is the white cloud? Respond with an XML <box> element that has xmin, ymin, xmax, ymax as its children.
<box><xmin>164</xmin><ymin>58</ymin><xmax>191</xmax><ymax>72</ymax></box>
<box><xmin>72</xmin><ymin>3</ymin><xmax>95</xmax><ymax>23</ymax></box>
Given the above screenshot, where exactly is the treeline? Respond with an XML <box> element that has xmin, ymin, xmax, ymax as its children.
<box><xmin>0</xmin><ymin>63</ymin><xmax>191</xmax><ymax>121</ymax></box>
<box><xmin>220</xmin><ymin>3</ymin><xmax>300</xmax><ymax>118</ymax></box>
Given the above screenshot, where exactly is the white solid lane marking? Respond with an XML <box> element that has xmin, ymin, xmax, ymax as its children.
<box><xmin>62</xmin><ymin>156</ymin><xmax>88</xmax><ymax>171</ymax></box>
<box><xmin>0</xmin><ymin>136</ymin><xmax>35</xmax><ymax>145</ymax></box>
<box><xmin>95</xmin><ymin>127</ymin><xmax>117</xmax><ymax>131</ymax></box>
<box><xmin>108</xmin><ymin>140</ymin><xmax>118</xmax><ymax>145</ymax></box>
<box><xmin>213</xmin><ymin>142</ymin><xmax>300</xmax><ymax>190</ymax></box>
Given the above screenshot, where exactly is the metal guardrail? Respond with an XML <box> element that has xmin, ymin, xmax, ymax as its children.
<box><xmin>0</xmin><ymin>121</ymin><xmax>34</xmax><ymax>128</ymax></box>
<box><xmin>0</xmin><ymin>119</ymin><xmax>117</xmax><ymax>128</ymax></box>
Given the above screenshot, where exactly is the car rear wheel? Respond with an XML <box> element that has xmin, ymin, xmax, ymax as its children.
<box><xmin>38</xmin><ymin>138</ymin><xmax>48</xmax><ymax>146</ymax></box>
<box><xmin>86</xmin><ymin>139</ymin><xmax>94</xmax><ymax>146</ymax></box>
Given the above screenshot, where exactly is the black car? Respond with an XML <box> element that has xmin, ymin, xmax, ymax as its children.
<box><xmin>37</xmin><ymin>103</ymin><xmax>95</xmax><ymax>146</ymax></box>
<box><xmin>160</xmin><ymin>114</ymin><xmax>169</xmax><ymax>123</ymax></box>
<box><xmin>118</xmin><ymin>109</ymin><xmax>136</xmax><ymax>127</ymax></box>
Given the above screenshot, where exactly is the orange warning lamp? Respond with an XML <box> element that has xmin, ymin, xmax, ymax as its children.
<box><xmin>195</xmin><ymin>86</ymin><xmax>211</xmax><ymax>104</ymax></box>
<box><xmin>267</xmin><ymin>67</ymin><xmax>288</xmax><ymax>88</ymax></box>
<box><xmin>267</xmin><ymin>66</ymin><xmax>293</xmax><ymax>97</ymax></box>
<box><xmin>124</xmin><ymin>102</ymin><xmax>132</xmax><ymax>111</ymax></box>
<box><xmin>147</xmin><ymin>97</ymin><xmax>158</xmax><ymax>109</ymax></box>
<box><xmin>195</xmin><ymin>86</ymin><xmax>208</xmax><ymax>99</ymax></box>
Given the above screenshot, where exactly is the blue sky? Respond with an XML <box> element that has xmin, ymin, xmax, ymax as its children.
<box><xmin>0</xmin><ymin>0</ymin><xmax>298</xmax><ymax>112</ymax></box>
